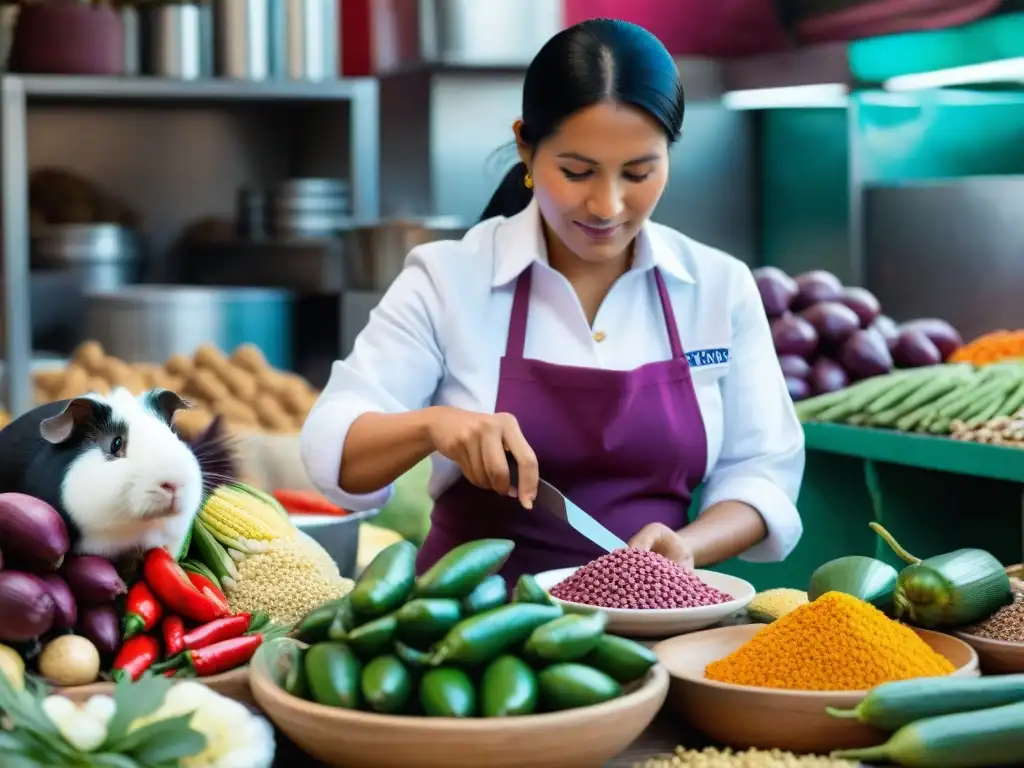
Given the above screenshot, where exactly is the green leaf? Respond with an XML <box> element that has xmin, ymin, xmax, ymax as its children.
<box><xmin>0</xmin><ymin>754</ymin><xmax>48</xmax><ymax>768</ymax></box>
<box><xmin>111</xmin><ymin>714</ymin><xmax>197</xmax><ymax>755</ymax></box>
<box><xmin>0</xmin><ymin>672</ymin><xmax>59</xmax><ymax>739</ymax></box>
<box><xmin>130</xmin><ymin>727</ymin><xmax>206</xmax><ymax>765</ymax></box>
<box><xmin>88</xmin><ymin>753</ymin><xmax>143</xmax><ymax>768</ymax></box>
<box><xmin>0</xmin><ymin>731</ymin><xmax>30</xmax><ymax>753</ymax></box>
<box><xmin>103</xmin><ymin>674</ymin><xmax>173</xmax><ymax>747</ymax></box>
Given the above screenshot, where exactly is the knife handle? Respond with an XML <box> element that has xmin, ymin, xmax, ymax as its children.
<box><xmin>504</xmin><ymin>450</ymin><xmax>519</xmax><ymax>487</ymax></box>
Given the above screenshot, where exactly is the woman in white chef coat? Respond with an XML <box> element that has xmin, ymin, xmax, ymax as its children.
<box><xmin>301</xmin><ymin>18</ymin><xmax>805</xmax><ymax>584</ymax></box>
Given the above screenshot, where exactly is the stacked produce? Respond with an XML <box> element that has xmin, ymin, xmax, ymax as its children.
<box><xmin>754</xmin><ymin>266</ymin><xmax>962</xmax><ymax>401</ymax></box>
<box><xmin>826</xmin><ymin>675</ymin><xmax>1024</xmax><ymax>766</ymax></box>
<box><xmin>3</xmin><ymin>340</ymin><xmax>319</xmax><ymax>437</ymax></box>
<box><xmin>279</xmin><ymin>539</ymin><xmax>659</xmax><ymax>717</ymax></box>
<box><xmin>806</xmin><ymin>524</ymin><xmax>1012</xmax><ymax>630</ymax></box>
<box><xmin>949</xmin><ymin>329</ymin><xmax>1024</xmax><ymax>365</ymax></box>
<box><xmin>112</xmin><ymin>546</ymin><xmax>280</xmax><ymax>682</ymax></box>
<box><xmin>704</xmin><ymin>592</ymin><xmax>954</xmax><ymax>691</ymax></box>
<box><xmin>187</xmin><ymin>482</ymin><xmax>354</xmax><ymax>625</ymax></box>
<box><xmin>549</xmin><ymin>549</ymin><xmax>732</xmax><ymax>610</ymax></box>
<box><xmin>0</xmin><ymin>492</ymin><xmax>126</xmax><ymax>687</ymax></box>
<box><xmin>796</xmin><ymin>361</ymin><xmax>1024</xmax><ymax>438</ymax></box>
<box><xmin>639</xmin><ymin>746</ymin><xmax>857</xmax><ymax>767</ymax></box>
<box><xmin>745</xmin><ymin>589</ymin><xmax>808</xmax><ymax>624</ymax></box>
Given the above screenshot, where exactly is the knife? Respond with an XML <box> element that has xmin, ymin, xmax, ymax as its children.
<box><xmin>505</xmin><ymin>452</ymin><xmax>627</xmax><ymax>553</ymax></box>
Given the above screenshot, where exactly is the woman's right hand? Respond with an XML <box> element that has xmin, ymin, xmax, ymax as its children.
<box><xmin>426</xmin><ymin>407</ymin><xmax>539</xmax><ymax>509</ymax></box>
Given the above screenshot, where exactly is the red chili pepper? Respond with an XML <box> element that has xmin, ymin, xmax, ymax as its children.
<box><xmin>162</xmin><ymin>615</ymin><xmax>186</xmax><ymax>656</ymax></box>
<box><xmin>183</xmin><ymin>634</ymin><xmax>263</xmax><ymax>676</ymax></box>
<box><xmin>182</xmin><ymin>614</ymin><xmax>251</xmax><ymax>651</ymax></box>
<box><xmin>123</xmin><ymin>581</ymin><xmax>163</xmax><ymax>639</ymax></box>
<box><xmin>185</xmin><ymin>571</ymin><xmax>231</xmax><ymax>616</ymax></box>
<box><xmin>142</xmin><ymin>548</ymin><xmax>229</xmax><ymax>624</ymax></box>
<box><xmin>112</xmin><ymin>635</ymin><xmax>160</xmax><ymax>682</ymax></box>
<box><xmin>272</xmin><ymin>489</ymin><xmax>347</xmax><ymax>516</ymax></box>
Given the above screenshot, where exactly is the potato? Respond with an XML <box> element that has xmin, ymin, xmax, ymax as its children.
<box><xmin>0</xmin><ymin>643</ymin><xmax>25</xmax><ymax>691</ymax></box>
<box><xmin>193</xmin><ymin>344</ymin><xmax>229</xmax><ymax>372</ymax></box>
<box><xmin>71</xmin><ymin>341</ymin><xmax>105</xmax><ymax>373</ymax></box>
<box><xmin>231</xmin><ymin>343</ymin><xmax>268</xmax><ymax>374</ymax></box>
<box><xmin>164</xmin><ymin>354</ymin><xmax>193</xmax><ymax>378</ymax></box>
<box><xmin>38</xmin><ymin>635</ymin><xmax>100</xmax><ymax>687</ymax></box>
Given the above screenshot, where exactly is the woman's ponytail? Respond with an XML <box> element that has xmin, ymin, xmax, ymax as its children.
<box><xmin>479</xmin><ymin>162</ymin><xmax>533</xmax><ymax>222</ymax></box>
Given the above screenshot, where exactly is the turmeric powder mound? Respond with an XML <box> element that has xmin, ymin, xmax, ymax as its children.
<box><xmin>705</xmin><ymin>591</ymin><xmax>955</xmax><ymax>691</ymax></box>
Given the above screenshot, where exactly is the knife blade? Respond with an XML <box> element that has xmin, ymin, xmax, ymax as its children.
<box><xmin>505</xmin><ymin>453</ymin><xmax>627</xmax><ymax>553</ymax></box>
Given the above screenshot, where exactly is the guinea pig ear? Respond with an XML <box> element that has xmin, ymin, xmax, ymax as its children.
<box><xmin>40</xmin><ymin>398</ymin><xmax>98</xmax><ymax>445</ymax></box>
<box><xmin>146</xmin><ymin>388</ymin><xmax>191</xmax><ymax>425</ymax></box>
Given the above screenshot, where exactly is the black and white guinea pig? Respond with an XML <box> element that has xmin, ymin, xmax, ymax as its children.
<box><xmin>0</xmin><ymin>387</ymin><xmax>203</xmax><ymax>558</ymax></box>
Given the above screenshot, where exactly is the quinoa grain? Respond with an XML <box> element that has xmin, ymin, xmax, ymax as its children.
<box><xmin>637</xmin><ymin>746</ymin><xmax>858</xmax><ymax>768</ymax></box>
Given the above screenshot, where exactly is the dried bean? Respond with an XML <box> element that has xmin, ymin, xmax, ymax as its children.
<box><xmin>550</xmin><ymin>549</ymin><xmax>730</xmax><ymax>610</ymax></box>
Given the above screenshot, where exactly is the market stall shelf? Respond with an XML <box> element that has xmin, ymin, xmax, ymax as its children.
<box><xmin>249</xmin><ymin>643</ymin><xmax>669</xmax><ymax>768</ymax></box>
<box><xmin>57</xmin><ymin>666</ymin><xmax>252</xmax><ymax>706</ymax></box>
<box><xmin>653</xmin><ymin>624</ymin><xmax>978</xmax><ymax>754</ymax></box>
<box><xmin>533</xmin><ymin>567</ymin><xmax>754</xmax><ymax>638</ymax></box>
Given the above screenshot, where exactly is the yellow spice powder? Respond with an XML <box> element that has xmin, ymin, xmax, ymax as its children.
<box><xmin>706</xmin><ymin>591</ymin><xmax>954</xmax><ymax>691</ymax></box>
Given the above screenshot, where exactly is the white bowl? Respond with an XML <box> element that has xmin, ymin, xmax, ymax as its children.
<box><xmin>533</xmin><ymin>567</ymin><xmax>755</xmax><ymax>638</ymax></box>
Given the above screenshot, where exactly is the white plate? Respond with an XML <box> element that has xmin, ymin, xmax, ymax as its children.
<box><xmin>533</xmin><ymin>567</ymin><xmax>755</xmax><ymax>638</ymax></box>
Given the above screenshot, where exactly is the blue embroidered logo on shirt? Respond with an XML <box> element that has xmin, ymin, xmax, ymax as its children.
<box><xmin>685</xmin><ymin>348</ymin><xmax>730</xmax><ymax>368</ymax></box>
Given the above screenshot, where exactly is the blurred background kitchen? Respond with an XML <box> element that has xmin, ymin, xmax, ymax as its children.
<box><xmin>2</xmin><ymin>0</ymin><xmax>1024</xmax><ymax>580</ymax></box>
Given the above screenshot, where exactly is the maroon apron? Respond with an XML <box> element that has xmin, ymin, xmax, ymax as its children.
<box><xmin>416</xmin><ymin>265</ymin><xmax>709</xmax><ymax>586</ymax></box>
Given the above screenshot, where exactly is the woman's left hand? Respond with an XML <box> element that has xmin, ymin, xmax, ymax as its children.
<box><xmin>628</xmin><ymin>523</ymin><xmax>694</xmax><ymax>570</ymax></box>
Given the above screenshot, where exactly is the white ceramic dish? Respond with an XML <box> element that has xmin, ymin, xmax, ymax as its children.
<box><xmin>533</xmin><ymin>567</ymin><xmax>755</xmax><ymax>637</ymax></box>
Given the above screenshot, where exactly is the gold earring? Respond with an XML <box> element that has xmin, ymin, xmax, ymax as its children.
<box><xmin>524</xmin><ymin>173</ymin><xmax>533</xmax><ymax>189</ymax></box>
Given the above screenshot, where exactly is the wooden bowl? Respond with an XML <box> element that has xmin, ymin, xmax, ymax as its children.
<box><xmin>654</xmin><ymin>624</ymin><xmax>978</xmax><ymax>754</ymax></box>
<box><xmin>59</xmin><ymin>667</ymin><xmax>252</xmax><ymax>706</ymax></box>
<box><xmin>533</xmin><ymin>568</ymin><xmax>755</xmax><ymax>638</ymax></box>
<box><xmin>250</xmin><ymin>639</ymin><xmax>669</xmax><ymax>768</ymax></box>
<box><xmin>952</xmin><ymin>631</ymin><xmax>1024</xmax><ymax>674</ymax></box>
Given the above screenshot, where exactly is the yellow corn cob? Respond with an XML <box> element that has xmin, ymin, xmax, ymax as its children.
<box><xmin>200</xmin><ymin>494</ymin><xmax>279</xmax><ymax>547</ymax></box>
<box><xmin>215</xmin><ymin>485</ymin><xmax>294</xmax><ymax>538</ymax></box>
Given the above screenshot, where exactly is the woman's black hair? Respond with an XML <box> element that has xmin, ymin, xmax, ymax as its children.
<box><xmin>480</xmin><ymin>18</ymin><xmax>685</xmax><ymax>223</ymax></box>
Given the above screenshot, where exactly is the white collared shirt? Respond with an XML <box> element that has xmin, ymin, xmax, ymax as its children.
<box><xmin>301</xmin><ymin>200</ymin><xmax>805</xmax><ymax>562</ymax></box>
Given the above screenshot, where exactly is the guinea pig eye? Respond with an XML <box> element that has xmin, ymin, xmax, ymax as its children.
<box><xmin>109</xmin><ymin>436</ymin><xmax>126</xmax><ymax>458</ymax></box>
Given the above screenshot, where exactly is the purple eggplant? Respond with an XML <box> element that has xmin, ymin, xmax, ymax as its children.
<box><xmin>0</xmin><ymin>493</ymin><xmax>69</xmax><ymax>570</ymax></box>
<box><xmin>40</xmin><ymin>574</ymin><xmax>77</xmax><ymax>629</ymax></box>
<box><xmin>60</xmin><ymin>555</ymin><xmax>126</xmax><ymax>606</ymax></box>
<box><xmin>76</xmin><ymin>604</ymin><xmax>121</xmax><ymax>655</ymax></box>
<box><xmin>0</xmin><ymin>570</ymin><xmax>56</xmax><ymax>642</ymax></box>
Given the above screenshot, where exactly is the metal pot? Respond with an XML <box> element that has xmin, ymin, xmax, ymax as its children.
<box><xmin>84</xmin><ymin>285</ymin><xmax>293</xmax><ymax>368</ymax></box>
<box><xmin>31</xmin><ymin>224</ymin><xmax>141</xmax><ymax>293</ymax></box>
<box><xmin>341</xmin><ymin>216</ymin><xmax>465</xmax><ymax>290</ymax></box>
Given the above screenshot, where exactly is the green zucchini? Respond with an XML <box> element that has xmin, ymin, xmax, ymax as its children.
<box><xmin>326</xmin><ymin>598</ymin><xmax>357</xmax><ymax>641</ymax></box>
<box><xmin>304</xmin><ymin>642</ymin><xmax>362</xmax><ymax>709</ymax></box>
<box><xmin>395</xmin><ymin>598</ymin><xmax>463</xmax><ymax>647</ymax></box>
<box><xmin>462</xmin><ymin>574</ymin><xmax>507</xmax><ymax>615</ymax></box>
<box><xmin>481</xmin><ymin>655</ymin><xmax>538</xmax><ymax>717</ymax></box>
<box><xmin>512</xmin><ymin>574</ymin><xmax>555</xmax><ymax>605</ymax></box>
<box><xmin>295</xmin><ymin>596</ymin><xmax>351</xmax><ymax>644</ymax></box>
<box><xmin>349</xmin><ymin>540</ymin><xmax>418</xmax><ymax>618</ymax></box>
<box><xmin>346</xmin><ymin>614</ymin><xmax>398</xmax><ymax>659</ymax></box>
<box><xmin>394</xmin><ymin>640</ymin><xmax>431</xmax><ymax>669</ymax></box>
<box><xmin>537</xmin><ymin>663</ymin><xmax>621</xmax><ymax>711</ymax></box>
<box><xmin>415</xmin><ymin>539</ymin><xmax>514</xmax><ymax>599</ymax></box>
<box><xmin>832</xmin><ymin>700</ymin><xmax>1024</xmax><ymax>766</ymax></box>
<box><xmin>360</xmin><ymin>654</ymin><xmax>412</xmax><ymax>714</ymax></box>
<box><xmin>827</xmin><ymin>674</ymin><xmax>1024</xmax><ymax>731</ymax></box>
<box><xmin>429</xmin><ymin>603</ymin><xmax>563</xmax><ymax>667</ymax></box>
<box><xmin>582</xmin><ymin>635</ymin><xmax>657</xmax><ymax>684</ymax></box>
<box><xmin>523</xmin><ymin>611</ymin><xmax>607</xmax><ymax>663</ymax></box>
<box><xmin>419</xmin><ymin>668</ymin><xmax>477</xmax><ymax>717</ymax></box>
